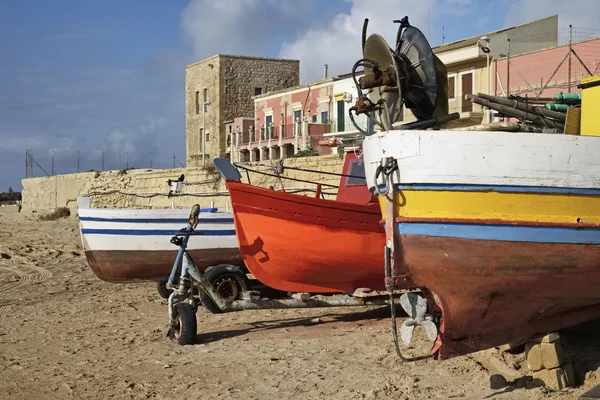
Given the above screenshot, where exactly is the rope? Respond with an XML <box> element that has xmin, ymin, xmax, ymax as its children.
<box><xmin>65</xmin><ymin>187</ymin><xmax>337</xmax><ymax>205</ymax></box>
<box><xmin>235</xmin><ymin>164</ymin><xmax>339</xmax><ymax>189</ymax></box>
<box><xmin>234</xmin><ymin>162</ymin><xmax>365</xmax><ymax>180</ymax></box>
<box><xmin>373</xmin><ymin>158</ymin><xmax>398</xmax><ymax>196</ymax></box>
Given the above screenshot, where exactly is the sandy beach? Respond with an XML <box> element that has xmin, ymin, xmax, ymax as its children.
<box><xmin>1</xmin><ymin>206</ymin><xmax>599</xmax><ymax>399</ymax></box>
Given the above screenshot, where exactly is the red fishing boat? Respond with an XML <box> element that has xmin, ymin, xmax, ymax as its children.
<box><xmin>212</xmin><ymin>152</ymin><xmax>386</xmax><ymax>294</ymax></box>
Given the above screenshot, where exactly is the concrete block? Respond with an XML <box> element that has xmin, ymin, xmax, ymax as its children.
<box><xmin>525</xmin><ymin>343</ymin><xmax>544</xmax><ymax>372</ymax></box>
<box><xmin>532</xmin><ymin>363</ymin><xmax>574</xmax><ymax>390</ymax></box>
<box><xmin>540</xmin><ymin>340</ymin><xmax>565</xmax><ymax>369</ymax></box>
<box><xmin>292</xmin><ymin>292</ymin><xmax>310</xmax><ymax>300</ymax></box>
<box><xmin>537</xmin><ymin>332</ymin><xmax>560</xmax><ymax>343</ymax></box>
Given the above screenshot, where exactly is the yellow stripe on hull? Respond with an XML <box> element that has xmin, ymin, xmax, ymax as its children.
<box><xmin>378</xmin><ymin>189</ymin><xmax>600</xmax><ymax>224</ymax></box>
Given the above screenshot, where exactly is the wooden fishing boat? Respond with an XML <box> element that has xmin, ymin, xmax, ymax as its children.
<box><xmin>212</xmin><ymin>152</ymin><xmax>386</xmax><ymax>294</ymax></box>
<box><xmin>77</xmin><ymin>198</ymin><xmax>244</xmax><ymax>283</ymax></box>
<box><xmin>338</xmin><ymin>16</ymin><xmax>600</xmax><ymax>361</ymax></box>
<box><xmin>362</xmin><ymin>129</ymin><xmax>600</xmax><ymax>360</ymax></box>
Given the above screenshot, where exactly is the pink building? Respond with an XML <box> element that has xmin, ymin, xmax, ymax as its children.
<box><xmin>227</xmin><ymin>78</ymin><xmax>335</xmax><ymax>162</ymax></box>
<box><xmin>494</xmin><ymin>36</ymin><xmax>600</xmax><ymax>98</ymax></box>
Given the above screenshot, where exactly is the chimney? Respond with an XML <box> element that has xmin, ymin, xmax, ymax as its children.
<box><xmin>324</xmin><ymin>64</ymin><xmax>328</xmax><ymax>79</ymax></box>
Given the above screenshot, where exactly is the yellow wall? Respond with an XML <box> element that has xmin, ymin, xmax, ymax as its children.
<box><xmin>22</xmin><ymin>155</ymin><xmax>346</xmax><ymax>211</ymax></box>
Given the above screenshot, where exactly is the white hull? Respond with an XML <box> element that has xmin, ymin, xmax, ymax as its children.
<box><xmin>78</xmin><ymin>205</ymin><xmax>238</xmax><ymax>252</ymax></box>
<box><xmin>361</xmin><ymin>130</ymin><xmax>600</xmax><ymax>190</ymax></box>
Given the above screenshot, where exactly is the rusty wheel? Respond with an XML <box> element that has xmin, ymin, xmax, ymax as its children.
<box><xmin>200</xmin><ymin>265</ymin><xmax>249</xmax><ymax>314</ymax></box>
<box><xmin>168</xmin><ymin>302</ymin><xmax>196</xmax><ymax>345</ymax></box>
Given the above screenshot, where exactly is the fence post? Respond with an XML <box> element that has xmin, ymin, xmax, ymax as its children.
<box><xmin>568</xmin><ymin>24</ymin><xmax>572</xmax><ymax>93</ymax></box>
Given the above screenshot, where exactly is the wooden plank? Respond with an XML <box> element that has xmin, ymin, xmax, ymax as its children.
<box><xmin>580</xmin><ymin>383</ymin><xmax>600</xmax><ymax>399</ymax></box>
<box><xmin>564</xmin><ymin>106</ymin><xmax>581</xmax><ymax>135</ymax></box>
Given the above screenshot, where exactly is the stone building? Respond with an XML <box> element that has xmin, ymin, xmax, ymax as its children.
<box><xmin>185</xmin><ymin>54</ymin><xmax>300</xmax><ymax>167</ymax></box>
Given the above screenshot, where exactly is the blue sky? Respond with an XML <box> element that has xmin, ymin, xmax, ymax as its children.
<box><xmin>1</xmin><ymin>0</ymin><xmax>598</xmax><ymax>191</ymax></box>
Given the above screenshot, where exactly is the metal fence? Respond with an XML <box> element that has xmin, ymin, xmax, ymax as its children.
<box><xmin>24</xmin><ymin>149</ymin><xmax>187</xmax><ymax>179</ymax></box>
<box><xmin>495</xmin><ymin>26</ymin><xmax>600</xmax><ymax>97</ymax></box>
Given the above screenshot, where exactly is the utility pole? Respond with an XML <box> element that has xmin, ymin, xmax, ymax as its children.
<box><xmin>150</xmin><ymin>152</ymin><xmax>153</xmax><ymax>169</ymax></box>
<box><xmin>77</xmin><ymin>151</ymin><xmax>80</xmax><ymax>172</ymax></box>
<box><xmin>102</xmin><ymin>151</ymin><xmax>104</xmax><ymax>171</ymax></box>
<box><xmin>51</xmin><ymin>150</ymin><xmax>54</xmax><ymax>176</ymax></box>
<box><xmin>126</xmin><ymin>152</ymin><xmax>129</xmax><ymax>169</ymax></box>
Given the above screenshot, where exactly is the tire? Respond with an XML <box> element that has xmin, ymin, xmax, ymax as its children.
<box><xmin>200</xmin><ymin>264</ymin><xmax>249</xmax><ymax>314</ymax></box>
<box><xmin>168</xmin><ymin>302</ymin><xmax>197</xmax><ymax>345</ymax></box>
<box><xmin>156</xmin><ymin>280</ymin><xmax>172</xmax><ymax>299</ymax></box>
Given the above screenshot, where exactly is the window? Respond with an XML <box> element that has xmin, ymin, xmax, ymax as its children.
<box><xmin>461</xmin><ymin>73</ymin><xmax>473</xmax><ymax>112</ymax></box>
<box><xmin>346</xmin><ymin>159</ymin><xmax>366</xmax><ymax>186</ymax></box>
<box><xmin>321</xmin><ymin>111</ymin><xmax>329</xmax><ymax>124</ymax></box>
<box><xmin>265</xmin><ymin>115</ymin><xmax>272</xmax><ymax>140</ymax></box>
<box><xmin>195</xmin><ymin>91</ymin><xmax>200</xmax><ymax>114</ymax></box>
<box><xmin>293</xmin><ymin>110</ymin><xmax>302</xmax><ymax>136</ymax></box>
<box><xmin>203</xmin><ymin>88</ymin><xmax>208</xmax><ymax>112</ymax></box>
<box><xmin>312</xmin><ymin>114</ymin><xmax>317</xmax><ymax>123</ymax></box>
<box><xmin>448</xmin><ymin>76</ymin><xmax>455</xmax><ymax>99</ymax></box>
<box><xmin>206</xmin><ymin>132</ymin><xmax>210</xmax><ymax>142</ymax></box>
<box><xmin>254</xmin><ymin>87</ymin><xmax>262</xmax><ymax>96</ymax></box>
<box><xmin>337</xmin><ymin>100</ymin><xmax>345</xmax><ymax>132</ymax></box>
<box><xmin>199</xmin><ymin>128</ymin><xmax>204</xmax><ymax>153</ymax></box>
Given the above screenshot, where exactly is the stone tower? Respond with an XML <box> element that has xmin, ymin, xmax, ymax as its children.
<box><xmin>185</xmin><ymin>54</ymin><xmax>300</xmax><ymax>167</ymax></box>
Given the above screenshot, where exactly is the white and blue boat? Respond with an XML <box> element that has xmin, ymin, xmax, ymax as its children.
<box><xmin>76</xmin><ymin>197</ymin><xmax>243</xmax><ymax>283</ymax></box>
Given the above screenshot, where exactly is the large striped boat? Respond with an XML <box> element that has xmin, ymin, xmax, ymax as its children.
<box><xmin>361</xmin><ymin>129</ymin><xmax>600</xmax><ymax>360</ymax></box>
<box><xmin>77</xmin><ymin>197</ymin><xmax>243</xmax><ymax>283</ymax></box>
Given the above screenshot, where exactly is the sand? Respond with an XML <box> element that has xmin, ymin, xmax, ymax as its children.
<box><xmin>1</xmin><ymin>207</ymin><xmax>599</xmax><ymax>399</ymax></box>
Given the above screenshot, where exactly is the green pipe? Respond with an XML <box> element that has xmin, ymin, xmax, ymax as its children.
<box><xmin>553</xmin><ymin>93</ymin><xmax>581</xmax><ymax>105</ymax></box>
<box><xmin>546</xmin><ymin>103</ymin><xmax>570</xmax><ymax>111</ymax></box>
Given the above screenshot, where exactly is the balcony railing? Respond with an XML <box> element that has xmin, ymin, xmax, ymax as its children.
<box><xmin>331</xmin><ymin>117</ymin><xmax>369</xmax><ymax>133</ymax></box>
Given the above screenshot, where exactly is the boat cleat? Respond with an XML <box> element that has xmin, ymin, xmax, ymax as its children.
<box><xmin>399</xmin><ymin>292</ymin><xmax>438</xmax><ymax>346</ymax></box>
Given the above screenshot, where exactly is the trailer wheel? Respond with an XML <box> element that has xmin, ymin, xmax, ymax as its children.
<box><xmin>168</xmin><ymin>302</ymin><xmax>197</xmax><ymax>345</ymax></box>
<box><xmin>156</xmin><ymin>280</ymin><xmax>172</xmax><ymax>299</ymax></box>
<box><xmin>200</xmin><ymin>264</ymin><xmax>249</xmax><ymax>314</ymax></box>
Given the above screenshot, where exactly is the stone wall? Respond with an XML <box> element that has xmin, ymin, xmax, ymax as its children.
<box><xmin>185</xmin><ymin>54</ymin><xmax>299</xmax><ymax>167</ymax></box>
<box><xmin>185</xmin><ymin>55</ymin><xmax>222</xmax><ymax>167</ymax></box>
<box><xmin>21</xmin><ymin>155</ymin><xmax>346</xmax><ymax>211</ymax></box>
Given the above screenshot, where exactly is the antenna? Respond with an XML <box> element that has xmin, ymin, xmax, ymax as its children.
<box><xmin>442</xmin><ymin>26</ymin><xmax>445</xmax><ymax>44</ymax></box>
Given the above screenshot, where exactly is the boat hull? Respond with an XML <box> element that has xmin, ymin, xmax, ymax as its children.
<box><xmin>396</xmin><ymin>233</ymin><xmax>600</xmax><ymax>359</ymax></box>
<box><xmin>85</xmin><ymin>248</ymin><xmax>243</xmax><ymax>283</ymax></box>
<box><xmin>361</xmin><ymin>129</ymin><xmax>600</xmax><ymax>359</ymax></box>
<box><xmin>225</xmin><ymin>180</ymin><xmax>386</xmax><ymax>293</ymax></box>
<box><xmin>78</xmin><ymin>207</ymin><xmax>244</xmax><ymax>283</ymax></box>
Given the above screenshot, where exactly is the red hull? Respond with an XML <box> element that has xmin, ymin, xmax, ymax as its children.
<box><xmin>226</xmin><ymin>180</ymin><xmax>386</xmax><ymax>293</ymax></box>
<box><xmin>85</xmin><ymin>249</ymin><xmax>244</xmax><ymax>283</ymax></box>
<box><xmin>396</xmin><ymin>235</ymin><xmax>600</xmax><ymax>359</ymax></box>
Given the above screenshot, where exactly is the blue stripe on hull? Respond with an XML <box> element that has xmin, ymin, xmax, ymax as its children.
<box><xmin>79</xmin><ymin>217</ymin><xmax>234</xmax><ymax>224</ymax></box>
<box><xmin>394</xmin><ymin>183</ymin><xmax>600</xmax><ymax>195</ymax></box>
<box><xmin>397</xmin><ymin>222</ymin><xmax>600</xmax><ymax>244</ymax></box>
<box><xmin>81</xmin><ymin>228</ymin><xmax>236</xmax><ymax>236</ymax></box>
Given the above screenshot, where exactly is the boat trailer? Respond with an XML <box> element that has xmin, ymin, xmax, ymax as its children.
<box><xmin>164</xmin><ymin>204</ymin><xmax>417</xmax><ymax>345</ymax></box>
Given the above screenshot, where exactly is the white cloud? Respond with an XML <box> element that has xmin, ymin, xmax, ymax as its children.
<box><xmin>180</xmin><ymin>0</ymin><xmax>319</xmax><ymax>60</ymax></box>
<box><xmin>505</xmin><ymin>0</ymin><xmax>600</xmax><ymax>30</ymax></box>
<box><xmin>279</xmin><ymin>0</ymin><xmax>435</xmax><ymax>83</ymax></box>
